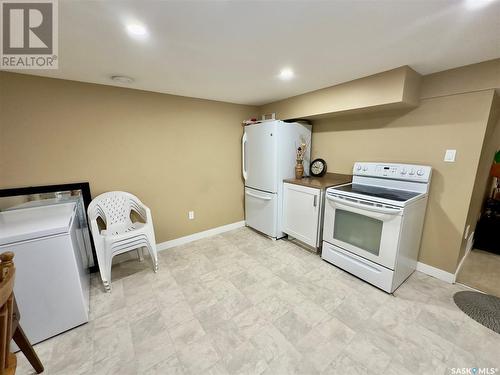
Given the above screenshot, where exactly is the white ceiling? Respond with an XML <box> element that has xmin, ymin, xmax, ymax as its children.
<box><xmin>14</xmin><ymin>0</ymin><xmax>500</xmax><ymax>105</ymax></box>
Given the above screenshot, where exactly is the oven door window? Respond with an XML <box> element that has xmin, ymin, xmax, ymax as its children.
<box><xmin>333</xmin><ymin>209</ymin><xmax>383</xmax><ymax>256</ymax></box>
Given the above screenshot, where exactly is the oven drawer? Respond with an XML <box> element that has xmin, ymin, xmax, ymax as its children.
<box><xmin>321</xmin><ymin>241</ymin><xmax>395</xmax><ymax>293</ymax></box>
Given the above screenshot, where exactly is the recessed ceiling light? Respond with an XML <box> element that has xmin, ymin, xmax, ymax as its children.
<box><xmin>464</xmin><ymin>0</ymin><xmax>496</xmax><ymax>10</ymax></box>
<box><xmin>126</xmin><ymin>23</ymin><xmax>148</xmax><ymax>38</ymax></box>
<box><xmin>111</xmin><ymin>75</ymin><xmax>134</xmax><ymax>84</ymax></box>
<box><xmin>279</xmin><ymin>68</ymin><xmax>294</xmax><ymax>80</ymax></box>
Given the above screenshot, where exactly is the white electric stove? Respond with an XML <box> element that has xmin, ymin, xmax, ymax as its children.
<box><xmin>322</xmin><ymin>162</ymin><xmax>432</xmax><ymax>293</ymax></box>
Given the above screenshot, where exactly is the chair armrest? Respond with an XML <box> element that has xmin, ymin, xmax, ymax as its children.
<box><xmin>130</xmin><ymin>199</ymin><xmax>151</xmax><ymax>223</ymax></box>
<box><xmin>89</xmin><ymin>218</ymin><xmax>104</xmax><ymax>237</ymax></box>
<box><xmin>88</xmin><ymin>218</ymin><xmax>106</xmax><ymax>252</ymax></box>
<box><xmin>145</xmin><ymin>206</ymin><xmax>153</xmax><ymax>224</ymax></box>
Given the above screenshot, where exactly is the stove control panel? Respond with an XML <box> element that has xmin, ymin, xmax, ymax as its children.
<box><xmin>353</xmin><ymin>162</ymin><xmax>432</xmax><ymax>182</ymax></box>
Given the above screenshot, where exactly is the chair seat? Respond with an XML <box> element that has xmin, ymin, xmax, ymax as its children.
<box><xmin>101</xmin><ymin>222</ymin><xmax>145</xmax><ymax>237</ymax></box>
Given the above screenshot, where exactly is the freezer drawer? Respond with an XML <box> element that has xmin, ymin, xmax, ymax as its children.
<box><xmin>244</xmin><ymin>187</ymin><xmax>277</xmax><ymax>237</ymax></box>
<box><xmin>322</xmin><ymin>241</ymin><xmax>395</xmax><ymax>293</ymax></box>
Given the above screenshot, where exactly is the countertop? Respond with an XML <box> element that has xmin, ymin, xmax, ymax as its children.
<box><xmin>284</xmin><ymin>173</ymin><xmax>352</xmax><ymax>190</ymax></box>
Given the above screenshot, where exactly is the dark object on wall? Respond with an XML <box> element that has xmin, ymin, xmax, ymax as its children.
<box><xmin>474</xmin><ymin>198</ymin><xmax>500</xmax><ymax>255</ymax></box>
<box><xmin>310</xmin><ymin>158</ymin><xmax>327</xmax><ymax>177</ymax></box>
<box><xmin>0</xmin><ymin>183</ymin><xmax>99</xmax><ymax>273</ymax></box>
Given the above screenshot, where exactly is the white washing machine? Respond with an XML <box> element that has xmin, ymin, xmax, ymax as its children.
<box><xmin>0</xmin><ymin>202</ymin><xmax>90</xmax><ymax>347</ymax></box>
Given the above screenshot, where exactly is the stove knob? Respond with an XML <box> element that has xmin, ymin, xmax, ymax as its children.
<box><xmin>356</xmin><ymin>165</ymin><xmax>362</xmax><ymax>171</ymax></box>
<box><xmin>363</xmin><ymin>166</ymin><xmax>368</xmax><ymax>171</ymax></box>
<box><xmin>409</xmin><ymin>168</ymin><xmax>415</xmax><ymax>175</ymax></box>
<box><xmin>401</xmin><ymin>168</ymin><xmax>407</xmax><ymax>175</ymax></box>
<box><xmin>417</xmin><ymin>169</ymin><xmax>424</xmax><ymax>176</ymax></box>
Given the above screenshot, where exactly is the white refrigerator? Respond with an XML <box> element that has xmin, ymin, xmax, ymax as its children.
<box><xmin>242</xmin><ymin>120</ymin><xmax>312</xmax><ymax>238</ymax></box>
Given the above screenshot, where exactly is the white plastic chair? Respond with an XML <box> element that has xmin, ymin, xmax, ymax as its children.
<box><xmin>87</xmin><ymin>191</ymin><xmax>158</xmax><ymax>292</ymax></box>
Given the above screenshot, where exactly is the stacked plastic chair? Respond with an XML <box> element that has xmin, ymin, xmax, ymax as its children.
<box><xmin>87</xmin><ymin>191</ymin><xmax>158</xmax><ymax>292</ymax></box>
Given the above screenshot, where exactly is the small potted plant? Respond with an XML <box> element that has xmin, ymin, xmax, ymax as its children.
<box><xmin>295</xmin><ymin>143</ymin><xmax>307</xmax><ymax>179</ymax></box>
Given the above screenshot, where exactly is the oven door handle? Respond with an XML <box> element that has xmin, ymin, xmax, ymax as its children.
<box><xmin>326</xmin><ymin>195</ymin><xmax>402</xmax><ymax>215</ymax></box>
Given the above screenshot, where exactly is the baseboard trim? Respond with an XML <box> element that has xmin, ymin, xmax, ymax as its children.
<box><xmin>157</xmin><ymin>221</ymin><xmax>245</xmax><ymax>251</ymax></box>
<box><xmin>454</xmin><ymin>232</ymin><xmax>474</xmax><ymax>282</ymax></box>
<box><xmin>416</xmin><ymin>261</ymin><xmax>455</xmax><ymax>284</ymax></box>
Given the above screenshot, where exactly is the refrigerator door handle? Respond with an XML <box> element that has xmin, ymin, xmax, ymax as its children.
<box><xmin>242</xmin><ymin>132</ymin><xmax>248</xmax><ymax>180</ymax></box>
<box><xmin>245</xmin><ymin>191</ymin><xmax>272</xmax><ymax>201</ymax></box>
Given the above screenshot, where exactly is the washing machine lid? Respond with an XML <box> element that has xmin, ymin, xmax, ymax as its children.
<box><xmin>0</xmin><ymin>202</ymin><xmax>76</xmax><ymax>245</ymax></box>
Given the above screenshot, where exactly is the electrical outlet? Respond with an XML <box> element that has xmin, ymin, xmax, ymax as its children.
<box><xmin>464</xmin><ymin>224</ymin><xmax>470</xmax><ymax>240</ymax></box>
<box><xmin>444</xmin><ymin>149</ymin><xmax>456</xmax><ymax>162</ymax></box>
<box><xmin>188</xmin><ymin>211</ymin><xmax>195</xmax><ymax>220</ymax></box>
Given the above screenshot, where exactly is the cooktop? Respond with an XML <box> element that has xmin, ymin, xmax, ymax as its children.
<box><xmin>331</xmin><ymin>183</ymin><xmax>421</xmax><ymax>202</ymax></box>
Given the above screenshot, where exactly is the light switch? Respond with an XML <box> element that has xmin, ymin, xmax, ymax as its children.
<box><xmin>444</xmin><ymin>149</ymin><xmax>456</xmax><ymax>162</ymax></box>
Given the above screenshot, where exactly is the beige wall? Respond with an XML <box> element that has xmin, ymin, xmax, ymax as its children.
<box><xmin>311</xmin><ymin>91</ymin><xmax>494</xmax><ymax>273</ymax></box>
<box><xmin>1</xmin><ymin>59</ymin><xmax>499</xmax><ymax>274</ymax></box>
<box><xmin>260</xmin><ymin>66</ymin><xmax>421</xmax><ymax>120</ymax></box>
<box><xmin>420</xmin><ymin>59</ymin><xmax>500</xmax><ymax>99</ymax></box>
<box><xmin>459</xmin><ymin>95</ymin><xmax>500</xmax><ymax>263</ymax></box>
<box><xmin>259</xmin><ymin>59</ymin><xmax>500</xmax><ymax>274</ymax></box>
<box><xmin>0</xmin><ymin>72</ymin><xmax>256</xmax><ymax>243</ymax></box>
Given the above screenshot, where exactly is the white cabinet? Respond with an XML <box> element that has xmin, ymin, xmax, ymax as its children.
<box><xmin>282</xmin><ymin>183</ymin><xmax>322</xmax><ymax>248</ymax></box>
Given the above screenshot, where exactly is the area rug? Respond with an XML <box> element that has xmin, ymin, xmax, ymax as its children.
<box><xmin>453</xmin><ymin>291</ymin><xmax>500</xmax><ymax>334</ymax></box>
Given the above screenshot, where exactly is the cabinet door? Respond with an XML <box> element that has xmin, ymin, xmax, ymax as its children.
<box><xmin>282</xmin><ymin>183</ymin><xmax>320</xmax><ymax>247</ymax></box>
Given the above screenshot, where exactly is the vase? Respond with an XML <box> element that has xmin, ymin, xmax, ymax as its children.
<box><xmin>295</xmin><ymin>160</ymin><xmax>304</xmax><ymax>179</ymax></box>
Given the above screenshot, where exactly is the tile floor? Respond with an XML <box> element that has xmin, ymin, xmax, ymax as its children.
<box><xmin>456</xmin><ymin>249</ymin><xmax>500</xmax><ymax>297</ymax></box>
<box><xmin>17</xmin><ymin>228</ymin><xmax>500</xmax><ymax>375</ymax></box>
